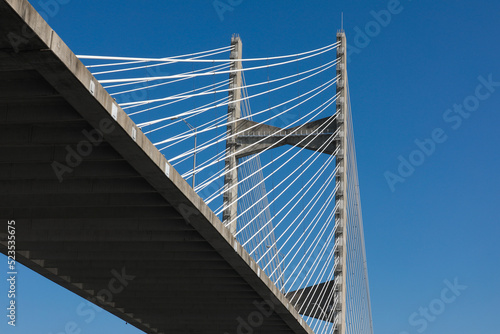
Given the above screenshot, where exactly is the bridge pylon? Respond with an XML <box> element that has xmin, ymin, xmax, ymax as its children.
<box><xmin>333</xmin><ymin>29</ymin><xmax>348</xmax><ymax>334</ymax></box>
<box><xmin>223</xmin><ymin>31</ymin><xmax>350</xmax><ymax>334</ymax></box>
<box><xmin>223</xmin><ymin>35</ymin><xmax>243</xmax><ymax>234</ymax></box>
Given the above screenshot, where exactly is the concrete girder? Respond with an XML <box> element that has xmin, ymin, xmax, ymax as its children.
<box><xmin>234</xmin><ymin>116</ymin><xmax>339</xmax><ymax>159</ymax></box>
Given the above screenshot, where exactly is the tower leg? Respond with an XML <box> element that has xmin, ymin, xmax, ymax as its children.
<box><xmin>223</xmin><ymin>35</ymin><xmax>243</xmax><ymax>235</ymax></box>
<box><xmin>334</xmin><ymin>30</ymin><xmax>348</xmax><ymax>334</ymax></box>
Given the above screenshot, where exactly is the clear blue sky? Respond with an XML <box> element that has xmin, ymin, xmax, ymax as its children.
<box><xmin>2</xmin><ymin>0</ymin><xmax>500</xmax><ymax>333</ymax></box>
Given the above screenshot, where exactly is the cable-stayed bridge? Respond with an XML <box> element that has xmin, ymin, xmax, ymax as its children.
<box><xmin>0</xmin><ymin>0</ymin><xmax>373</xmax><ymax>333</ymax></box>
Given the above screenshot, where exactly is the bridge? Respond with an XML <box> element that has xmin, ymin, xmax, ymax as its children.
<box><xmin>0</xmin><ymin>0</ymin><xmax>373</xmax><ymax>333</ymax></box>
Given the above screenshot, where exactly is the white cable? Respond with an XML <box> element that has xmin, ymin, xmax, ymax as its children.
<box><xmin>102</xmin><ymin>63</ymin><xmax>228</xmax><ymax>90</ymax></box>
<box><xmin>283</xmin><ymin>187</ymin><xmax>338</xmax><ymax>289</ymax></box>
<box><xmin>121</xmin><ymin>78</ymin><xmax>229</xmax><ymax>108</ymax></box>
<box><xmin>119</xmin><ymin>58</ymin><xmax>338</xmax><ymax>108</ymax></box>
<box><xmin>112</xmin><ymin>64</ymin><xmax>228</xmax><ymax>97</ymax></box>
<box><xmin>211</xmin><ymin>91</ymin><xmax>339</xmax><ymax>209</ymax></box>
<box><xmin>78</xmin><ymin>41</ymin><xmax>339</xmax><ymax>64</ymax></box>
<box><xmin>224</xmin><ymin>108</ymin><xmax>339</xmax><ymax>236</ymax></box>
<box><xmin>256</xmin><ymin>146</ymin><xmax>338</xmax><ymax>266</ymax></box>
<box><xmin>154</xmin><ymin>73</ymin><xmax>339</xmax><ymax>158</ymax></box>
<box><xmin>95</xmin><ymin>45</ymin><xmax>338</xmax><ymax>84</ymax></box>
<box><xmin>145</xmin><ymin>96</ymin><xmax>229</xmax><ymax>137</ymax></box>
<box><xmin>203</xmin><ymin>89</ymin><xmax>338</xmax><ymax>208</ymax></box>
<box><xmin>242</xmin><ymin>124</ymin><xmax>340</xmax><ymax>262</ymax></box>
<box><xmin>141</xmin><ymin>62</ymin><xmax>338</xmax><ymax>132</ymax></box>
<box><xmin>144</xmin><ymin>61</ymin><xmax>337</xmax><ymax>148</ymax></box>
<box><xmin>273</xmin><ymin>162</ymin><xmax>338</xmax><ymax>286</ymax></box>
<box><xmin>82</xmin><ymin>45</ymin><xmax>233</xmax><ymax>68</ymax></box>
<box><xmin>156</xmin><ymin>113</ymin><xmax>228</xmax><ymax>150</ymax></box>
<box><xmin>92</xmin><ymin>48</ymin><xmax>233</xmax><ymax>76</ymax></box>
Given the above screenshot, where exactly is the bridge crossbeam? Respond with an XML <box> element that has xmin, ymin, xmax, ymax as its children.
<box><xmin>234</xmin><ymin>117</ymin><xmax>339</xmax><ymax>158</ymax></box>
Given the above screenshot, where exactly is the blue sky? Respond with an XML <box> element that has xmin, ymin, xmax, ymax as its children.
<box><xmin>2</xmin><ymin>0</ymin><xmax>500</xmax><ymax>333</ymax></box>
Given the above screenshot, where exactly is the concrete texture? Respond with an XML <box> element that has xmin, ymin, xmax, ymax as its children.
<box><xmin>234</xmin><ymin>117</ymin><xmax>339</xmax><ymax>158</ymax></box>
<box><xmin>223</xmin><ymin>35</ymin><xmax>242</xmax><ymax>235</ymax></box>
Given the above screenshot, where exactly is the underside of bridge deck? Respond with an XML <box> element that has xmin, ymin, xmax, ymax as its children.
<box><xmin>0</xmin><ymin>0</ymin><xmax>314</xmax><ymax>333</ymax></box>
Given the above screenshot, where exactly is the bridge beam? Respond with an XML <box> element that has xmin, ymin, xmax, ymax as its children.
<box><xmin>234</xmin><ymin>117</ymin><xmax>339</xmax><ymax>159</ymax></box>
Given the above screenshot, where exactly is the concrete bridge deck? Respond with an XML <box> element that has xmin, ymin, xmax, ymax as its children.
<box><xmin>0</xmin><ymin>0</ymin><xmax>313</xmax><ymax>333</ymax></box>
